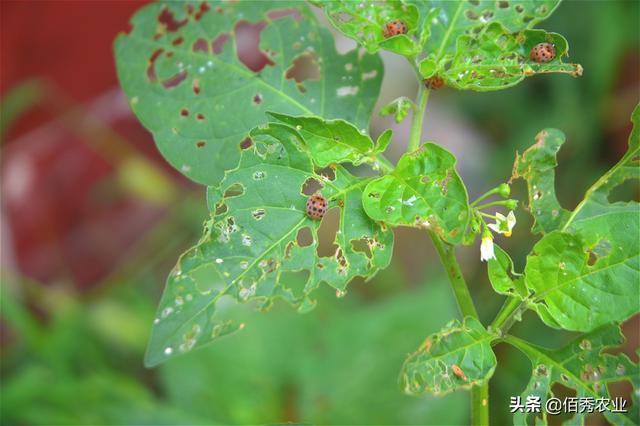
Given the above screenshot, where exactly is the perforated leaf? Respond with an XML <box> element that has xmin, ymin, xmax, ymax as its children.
<box><xmin>520</xmin><ymin>107</ymin><xmax>640</xmax><ymax>332</ymax></box>
<box><xmin>443</xmin><ymin>24</ymin><xmax>581</xmax><ymax>91</ymax></box>
<box><xmin>145</xmin><ymin>123</ymin><xmax>393</xmax><ymax>366</ymax></box>
<box><xmin>506</xmin><ymin>325</ymin><xmax>639</xmax><ymax>426</ymax></box>
<box><xmin>511</xmin><ymin>129</ymin><xmax>572</xmax><ymax>234</ymax></box>
<box><xmin>115</xmin><ymin>1</ymin><xmax>383</xmax><ymax>186</ymax></box>
<box><xmin>266</xmin><ymin>112</ymin><xmax>384</xmax><ymax>167</ymax></box>
<box><xmin>318</xmin><ymin>0</ymin><xmax>581</xmax><ymax>91</ymax></box>
<box><xmin>401</xmin><ymin>317</ymin><xmax>497</xmax><ymax>396</ymax></box>
<box><xmin>362</xmin><ymin>144</ymin><xmax>471</xmax><ymax>245</ymax></box>
<box><xmin>319</xmin><ymin>1</ymin><xmax>421</xmax><ymax>56</ymax></box>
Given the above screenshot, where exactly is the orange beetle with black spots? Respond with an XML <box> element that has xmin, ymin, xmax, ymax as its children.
<box><xmin>530</xmin><ymin>43</ymin><xmax>556</xmax><ymax>63</ymax></box>
<box><xmin>306</xmin><ymin>194</ymin><xmax>327</xmax><ymax>220</ymax></box>
<box><xmin>383</xmin><ymin>20</ymin><xmax>408</xmax><ymax>38</ymax></box>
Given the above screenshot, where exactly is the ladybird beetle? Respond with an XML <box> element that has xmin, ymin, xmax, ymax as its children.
<box><xmin>306</xmin><ymin>194</ymin><xmax>327</xmax><ymax>220</ymax></box>
<box><xmin>424</xmin><ymin>76</ymin><xmax>444</xmax><ymax>90</ymax></box>
<box><xmin>530</xmin><ymin>42</ymin><xmax>556</xmax><ymax>63</ymax></box>
<box><xmin>383</xmin><ymin>20</ymin><xmax>408</xmax><ymax>38</ymax></box>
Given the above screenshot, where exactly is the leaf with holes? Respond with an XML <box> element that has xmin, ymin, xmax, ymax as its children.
<box><xmin>115</xmin><ymin>1</ymin><xmax>383</xmax><ymax>186</ymax></box>
<box><xmin>145</xmin><ymin>123</ymin><xmax>393</xmax><ymax>366</ymax></box>
<box><xmin>487</xmin><ymin>244</ymin><xmax>526</xmax><ymax>298</ymax></box>
<box><xmin>401</xmin><ymin>317</ymin><xmax>497</xmax><ymax>396</ymax></box>
<box><xmin>519</xmin><ymin>106</ymin><xmax>639</xmax><ymax>332</ymax></box>
<box><xmin>362</xmin><ymin>144</ymin><xmax>471</xmax><ymax>244</ymax></box>
<box><xmin>511</xmin><ymin>129</ymin><xmax>572</xmax><ymax>234</ymax></box>
<box><xmin>319</xmin><ymin>1</ymin><xmax>422</xmax><ymax>56</ymax></box>
<box><xmin>380</xmin><ymin>96</ymin><xmax>415</xmax><ymax>124</ymax></box>
<box><xmin>266</xmin><ymin>112</ymin><xmax>386</xmax><ymax>167</ymax></box>
<box><xmin>442</xmin><ymin>23</ymin><xmax>581</xmax><ymax>91</ymax></box>
<box><xmin>506</xmin><ymin>324</ymin><xmax>639</xmax><ymax>426</ymax></box>
<box><xmin>319</xmin><ymin>0</ymin><xmax>581</xmax><ymax>90</ymax></box>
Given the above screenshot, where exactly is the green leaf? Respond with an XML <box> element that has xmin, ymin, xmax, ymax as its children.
<box><xmin>519</xmin><ymin>106</ymin><xmax>640</xmax><ymax>332</ymax></box>
<box><xmin>145</xmin><ymin>123</ymin><xmax>393</xmax><ymax>366</ymax></box>
<box><xmin>266</xmin><ymin>112</ymin><xmax>379</xmax><ymax>167</ymax></box>
<box><xmin>319</xmin><ymin>1</ymin><xmax>581</xmax><ymax>91</ymax></box>
<box><xmin>362</xmin><ymin>144</ymin><xmax>471</xmax><ymax>244</ymax></box>
<box><xmin>380</xmin><ymin>96</ymin><xmax>414</xmax><ymax>124</ymax></box>
<box><xmin>511</xmin><ymin>129</ymin><xmax>572</xmax><ymax>234</ymax></box>
<box><xmin>505</xmin><ymin>325</ymin><xmax>639</xmax><ymax>426</ymax></box>
<box><xmin>319</xmin><ymin>1</ymin><xmax>421</xmax><ymax>56</ymax></box>
<box><xmin>443</xmin><ymin>24</ymin><xmax>582</xmax><ymax>92</ymax></box>
<box><xmin>487</xmin><ymin>245</ymin><xmax>526</xmax><ymax>298</ymax></box>
<box><xmin>525</xmin><ymin>230</ymin><xmax>639</xmax><ymax>332</ymax></box>
<box><xmin>401</xmin><ymin>317</ymin><xmax>497</xmax><ymax>396</ymax></box>
<box><xmin>115</xmin><ymin>1</ymin><xmax>383</xmax><ymax>186</ymax></box>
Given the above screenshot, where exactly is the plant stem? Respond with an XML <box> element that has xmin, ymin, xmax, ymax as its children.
<box><xmin>427</xmin><ymin>231</ymin><xmax>478</xmax><ymax>319</ymax></box>
<box><xmin>489</xmin><ymin>296</ymin><xmax>525</xmax><ymax>337</ymax></box>
<box><xmin>470</xmin><ymin>187</ymin><xmax>501</xmax><ymax>207</ymax></box>
<box><xmin>428</xmin><ymin>230</ymin><xmax>487</xmax><ymax>424</ymax></box>
<box><xmin>407</xmin><ymin>83</ymin><xmax>430</xmax><ymax>152</ymax></box>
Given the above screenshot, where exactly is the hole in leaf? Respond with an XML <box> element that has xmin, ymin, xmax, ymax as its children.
<box><xmin>212</xmin><ymin>33</ymin><xmax>230</xmax><ymax>54</ymax></box>
<box><xmin>253</xmin><ymin>93</ymin><xmax>262</xmax><ymax>105</ymax></box>
<box><xmin>316</xmin><ymin>167</ymin><xmax>336</xmax><ymax>181</ymax></box>
<box><xmin>267</xmin><ymin>8</ymin><xmax>303</xmax><ymax>22</ymax></box>
<box><xmin>235</xmin><ymin>20</ymin><xmax>275</xmax><ymax>72</ymax></box>
<box><xmin>239</xmin><ymin>137</ymin><xmax>253</xmax><ymax>150</ymax></box>
<box><xmin>147</xmin><ymin>48</ymin><xmax>165</xmax><ymax>81</ymax></box>
<box><xmin>162</xmin><ymin>70</ymin><xmax>188</xmax><ymax>89</ymax></box>
<box><xmin>351</xmin><ymin>237</ymin><xmax>372</xmax><ymax>258</ymax></box>
<box><xmin>194</xmin><ymin>2</ymin><xmax>210</xmax><ymax>21</ymax></box>
<box><xmin>296</xmin><ymin>226</ymin><xmax>313</xmax><ymax>247</ymax></box>
<box><xmin>316</xmin><ymin>207</ymin><xmax>339</xmax><ymax>257</ymax></box>
<box><xmin>337</xmin><ymin>86</ymin><xmax>359</xmax><ymax>96</ymax></box>
<box><xmin>252</xmin><ymin>209</ymin><xmax>266</xmax><ymax>220</ymax></box>
<box><xmin>608</xmin><ymin>179</ymin><xmax>640</xmax><ymax>203</ymax></box>
<box><xmin>172</xmin><ymin>37</ymin><xmax>184</xmax><ymax>46</ymax></box>
<box><xmin>286</xmin><ymin>52</ymin><xmax>320</xmax><ymax>83</ymax></box>
<box><xmin>158</xmin><ymin>7</ymin><xmax>188</xmax><ymax>32</ymax></box>
<box><xmin>215</xmin><ymin>203</ymin><xmax>227</xmax><ymax>215</ymax></box>
<box><xmin>196</xmin><ymin>141</ymin><xmax>206</xmax><ymax>148</ymax></box>
<box><xmin>196</xmin><ymin>113</ymin><xmax>205</xmax><ymax>121</ymax></box>
<box><xmin>180</xmin><ymin>108</ymin><xmax>189</xmax><ymax>117</ymax></box>
<box><xmin>465</xmin><ymin>10</ymin><xmax>479</xmax><ymax>20</ymax></box>
<box><xmin>224</xmin><ymin>183</ymin><xmax>245</xmax><ymax>198</ymax></box>
<box><xmin>301</xmin><ymin>177</ymin><xmax>324</xmax><ymax>196</ymax></box>
<box><xmin>587</xmin><ymin>250</ymin><xmax>597</xmax><ymax>266</ymax></box>
<box><xmin>467</xmin><ymin>0</ymin><xmax>479</xmax><ymax>5</ymax></box>
<box><xmin>515</xmin><ymin>4</ymin><xmax>524</xmax><ymax>13</ymax></box>
<box><xmin>496</xmin><ymin>0</ymin><xmax>509</xmax><ymax>8</ymax></box>
<box><xmin>193</xmin><ymin>38</ymin><xmax>209</xmax><ymax>53</ymax></box>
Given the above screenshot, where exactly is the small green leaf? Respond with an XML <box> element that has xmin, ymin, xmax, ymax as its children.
<box><xmin>362</xmin><ymin>144</ymin><xmax>470</xmax><ymax>244</ymax></box>
<box><xmin>375</xmin><ymin>129</ymin><xmax>394</xmax><ymax>154</ymax></box>
<box><xmin>115</xmin><ymin>1</ymin><xmax>383</xmax><ymax>186</ymax></box>
<box><xmin>418</xmin><ymin>58</ymin><xmax>437</xmax><ymax>79</ymax></box>
<box><xmin>401</xmin><ymin>317</ymin><xmax>497</xmax><ymax>396</ymax></box>
<box><xmin>511</xmin><ymin>128</ymin><xmax>572</xmax><ymax>234</ymax></box>
<box><xmin>320</xmin><ymin>1</ymin><xmax>420</xmax><ymax>56</ymax></box>
<box><xmin>444</xmin><ymin>24</ymin><xmax>582</xmax><ymax>91</ymax></box>
<box><xmin>487</xmin><ymin>245</ymin><xmax>526</xmax><ymax>298</ymax></box>
<box><xmin>380</xmin><ymin>97</ymin><xmax>414</xmax><ymax>124</ymax></box>
<box><xmin>145</xmin><ymin>123</ymin><xmax>393</xmax><ymax>366</ymax></box>
<box><xmin>267</xmin><ymin>112</ymin><xmax>377</xmax><ymax>167</ymax></box>
<box><xmin>506</xmin><ymin>324</ymin><xmax>639</xmax><ymax>426</ymax></box>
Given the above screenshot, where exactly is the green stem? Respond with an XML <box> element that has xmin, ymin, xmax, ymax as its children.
<box><xmin>474</xmin><ymin>200</ymin><xmax>513</xmax><ymax>210</ymax></box>
<box><xmin>489</xmin><ymin>296</ymin><xmax>525</xmax><ymax>337</ymax></box>
<box><xmin>471</xmin><ymin>380</ymin><xmax>490</xmax><ymax>426</ymax></box>
<box><xmin>407</xmin><ymin>83</ymin><xmax>430</xmax><ymax>152</ymax></box>
<box><xmin>427</xmin><ymin>231</ymin><xmax>478</xmax><ymax>320</ymax></box>
<box><xmin>470</xmin><ymin>187</ymin><xmax>501</xmax><ymax>207</ymax></box>
<box><xmin>428</xmin><ymin>231</ymin><xmax>487</xmax><ymax>424</ymax></box>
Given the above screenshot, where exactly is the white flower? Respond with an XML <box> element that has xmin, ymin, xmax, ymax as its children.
<box><xmin>480</xmin><ymin>235</ymin><xmax>496</xmax><ymax>262</ymax></box>
<box><xmin>487</xmin><ymin>211</ymin><xmax>516</xmax><ymax>237</ymax></box>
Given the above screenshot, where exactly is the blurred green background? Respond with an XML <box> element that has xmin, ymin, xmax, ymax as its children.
<box><xmin>1</xmin><ymin>1</ymin><xmax>638</xmax><ymax>425</ymax></box>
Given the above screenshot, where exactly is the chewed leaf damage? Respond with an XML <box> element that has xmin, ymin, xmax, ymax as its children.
<box><xmin>145</xmin><ymin>123</ymin><xmax>393</xmax><ymax>366</ymax></box>
<box><xmin>115</xmin><ymin>1</ymin><xmax>384</xmax><ymax>186</ymax></box>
